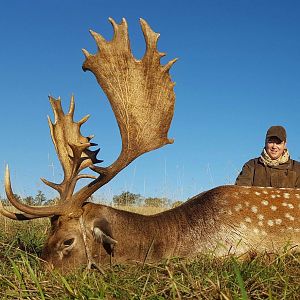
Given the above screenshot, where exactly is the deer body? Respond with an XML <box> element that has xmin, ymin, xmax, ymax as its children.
<box><xmin>1</xmin><ymin>18</ymin><xmax>299</xmax><ymax>272</ymax></box>
<box><xmin>41</xmin><ymin>185</ymin><xmax>300</xmax><ymax>270</ymax></box>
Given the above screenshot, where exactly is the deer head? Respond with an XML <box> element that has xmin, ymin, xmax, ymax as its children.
<box><xmin>1</xmin><ymin>18</ymin><xmax>177</xmax><ymax>270</ymax></box>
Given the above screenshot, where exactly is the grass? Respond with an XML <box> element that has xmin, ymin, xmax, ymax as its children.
<box><xmin>1</xmin><ymin>208</ymin><xmax>300</xmax><ymax>299</ymax></box>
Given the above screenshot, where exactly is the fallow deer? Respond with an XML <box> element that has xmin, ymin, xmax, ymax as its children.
<box><xmin>1</xmin><ymin>18</ymin><xmax>300</xmax><ymax>272</ymax></box>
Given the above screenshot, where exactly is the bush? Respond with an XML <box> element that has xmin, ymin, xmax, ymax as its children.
<box><xmin>144</xmin><ymin>197</ymin><xmax>169</xmax><ymax>207</ymax></box>
<box><xmin>113</xmin><ymin>191</ymin><xmax>142</xmax><ymax>206</ymax></box>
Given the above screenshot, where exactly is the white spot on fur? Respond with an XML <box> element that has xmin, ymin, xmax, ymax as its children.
<box><xmin>208</xmin><ymin>219</ymin><xmax>215</xmax><ymax>226</ymax></box>
<box><xmin>283</xmin><ymin>193</ymin><xmax>290</xmax><ymax>199</ymax></box>
<box><xmin>285</xmin><ymin>213</ymin><xmax>295</xmax><ymax>221</ymax></box>
<box><xmin>244</xmin><ymin>201</ymin><xmax>250</xmax><ymax>207</ymax></box>
<box><xmin>295</xmin><ymin>228</ymin><xmax>300</xmax><ymax>232</ymax></box>
<box><xmin>245</xmin><ymin>217</ymin><xmax>252</xmax><ymax>223</ymax></box>
<box><xmin>218</xmin><ymin>208</ymin><xmax>226</xmax><ymax>214</ymax></box>
<box><xmin>253</xmin><ymin>228</ymin><xmax>259</xmax><ymax>234</ymax></box>
<box><xmin>276</xmin><ymin>195</ymin><xmax>281</xmax><ymax>198</ymax></box>
<box><xmin>234</xmin><ymin>204</ymin><xmax>243</xmax><ymax>212</ymax></box>
<box><xmin>262</xmin><ymin>190</ymin><xmax>268</xmax><ymax>194</ymax></box>
<box><xmin>255</xmin><ymin>192</ymin><xmax>261</xmax><ymax>196</ymax></box>
<box><xmin>282</xmin><ymin>202</ymin><xmax>287</xmax><ymax>207</ymax></box>
<box><xmin>296</xmin><ymin>194</ymin><xmax>300</xmax><ymax>199</ymax></box>
<box><xmin>267</xmin><ymin>220</ymin><xmax>274</xmax><ymax>226</ymax></box>
<box><xmin>275</xmin><ymin>219</ymin><xmax>282</xmax><ymax>225</ymax></box>
<box><xmin>270</xmin><ymin>205</ymin><xmax>277</xmax><ymax>211</ymax></box>
<box><xmin>287</xmin><ymin>203</ymin><xmax>294</xmax><ymax>209</ymax></box>
<box><xmin>258</xmin><ymin>221</ymin><xmax>264</xmax><ymax>226</ymax></box>
<box><xmin>271</xmin><ymin>195</ymin><xmax>276</xmax><ymax>199</ymax></box>
<box><xmin>240</xmin><ymin>222</ymin><xmax>247</xmax><ymax>230</ymax></box>
<box><xmin>257</xmin><ymin>214</ymin><xmax>264</xmax><ymax>220</ymax></box>
<box><xmin>261</xmin><ymin>200</ymin><xmax>269</xmax><ymax>206</ymax></box>
<box><xmin>251</xmin><ymin>206</ymin><xmax>258</xmax><ymax>213</ymax></box>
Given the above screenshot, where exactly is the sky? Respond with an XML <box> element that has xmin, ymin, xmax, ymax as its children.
<box><xmin>0</xmin><ymin>0</ymin><xmax>300</xmax><ymax>203</ymax></box>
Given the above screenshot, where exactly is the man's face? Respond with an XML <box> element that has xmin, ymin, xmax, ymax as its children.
<box><xmin>265</xmin><ymin>136</ymin><xmax>286</xmax><ymax>160</ymax></box>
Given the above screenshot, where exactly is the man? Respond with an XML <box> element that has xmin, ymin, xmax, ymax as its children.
<box><xmin>235</xmin><ymin>125</ymin><xmax>300</xmax><ymax>188</ymax></box>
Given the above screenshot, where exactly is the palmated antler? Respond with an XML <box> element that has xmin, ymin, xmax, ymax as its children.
<box><xmin>75</xmin><ymin>18</ymin><xmax>177</xmax><ymax>203</ymax></box>
<box><xmin>2</xmin><ymin>18</ymin><xmax>176</xmax><ymax>218</ymax></box>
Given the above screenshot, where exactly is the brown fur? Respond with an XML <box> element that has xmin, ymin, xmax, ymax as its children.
<box><xmin>41</xmin><ymin>185</ymin><xmax>300</xmax><ymax>271</ymax></box>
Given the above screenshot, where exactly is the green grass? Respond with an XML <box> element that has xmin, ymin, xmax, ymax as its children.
<box><xmin>1</xmin><ymin>217</ymin><xmax>300</xmax><ymax>299</ymax></box>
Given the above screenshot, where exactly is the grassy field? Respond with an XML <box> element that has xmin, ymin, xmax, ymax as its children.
<box><xmin>1</xmin><ymin>206</ymin><xmax>300</xmax><ymax>299</ymax></box>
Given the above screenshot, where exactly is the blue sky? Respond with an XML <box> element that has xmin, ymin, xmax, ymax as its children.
<box><xmin>0</xmin><ymin>0</ymin><xmax>299</xmax><ymax>202</ymax></box>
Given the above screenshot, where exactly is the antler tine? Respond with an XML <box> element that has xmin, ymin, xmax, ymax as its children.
<box><xmin>0</xmin><ymin>200</ymin><xmax>44</xmax><ymax>220</ymax></box>
<box><xmin>4</xmin><ymin>165</ymin><xmax>62</xmax><ymax>216</ymax></box>
<box><xmin>4</xmin><ymin>162</ymin><xmax>97</xmax><ymax>218</ymax></box>
<box><xmin>74</xmin><ymin>18</ymin><xmax>177</xmax><ymax>204</ymax></box>
<box><xmin>82</xmin><ymin>48</ymin><xmax>91</xmax><ymax>59</ymax></box>
<box><xmin>68</xmin><ymin>94</ymin><xmax>75</xmax><ymax>117</ymax></box>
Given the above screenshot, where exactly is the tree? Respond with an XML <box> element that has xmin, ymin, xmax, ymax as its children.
<box><xmin>23</xmin><ymin>196</ymin><xmax>34</xmax><ymax>205</ymax></box>
<box><xmin>34</xmin><ymin>190</ymin><xmax>47</xmax><ymax>205</ymax></box>
<box><xmin>46</xmin><ymin>196</ymin><xmax>60</xmax><ymax>205</ymax></box>
<box><xmin>144</xmin><ymin>197</ymin><xmax>169</xmax><ymax>207</ymax></box>
<box><xmin>113</xmin><ymin>191</ymin><xmax>141</xmax><ymax>206</ymax></box>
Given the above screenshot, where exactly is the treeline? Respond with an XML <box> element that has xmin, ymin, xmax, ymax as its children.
<box><xmin>0</xmin><ymin>190</ymin><xmax>57</xmax><ymax>206</ymax></box>
<box><xmin>0</xmin><ymin>190</ymin><xmax>183</xmax><ymax>208</ymax></box>
<box><xmin>112</xmin><ymin>191</ymin><xmax>182</xmax><ymax>208</ymax></box>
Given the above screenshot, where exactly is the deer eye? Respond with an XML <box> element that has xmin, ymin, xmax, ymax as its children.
<box><xmin>63</xmin><ymin>238</ymin><xmax>74</xmax><ymax>247</ymax></box>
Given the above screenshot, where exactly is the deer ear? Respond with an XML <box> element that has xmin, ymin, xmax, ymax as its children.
<box><xmin>93</xmin><ymin>218</ymin><xmax>117</xmax><ymax>255</ymax></box>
